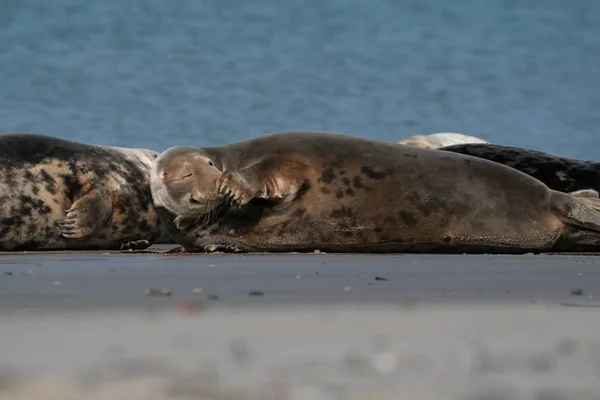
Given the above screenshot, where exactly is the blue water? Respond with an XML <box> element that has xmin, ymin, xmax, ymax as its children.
<box><xmin>1</xmin><ymin>0</ymin><xmax>599</xmax><ymax>159</ymax></box>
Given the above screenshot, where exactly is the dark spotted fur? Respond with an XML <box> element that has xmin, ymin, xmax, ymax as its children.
<box><xmin>440</xmin><ymin>144</ymin><xmax>600</xmax><ymax>193</ymax></box>
<box><xmin>0</xmin><ymin>134</ymin><xmax>162</xmax><ymax>251</ymax></box>
<box><xmin>153</xmin><ymin>131</ymin><xmax>600</xmax><ymax>254</ymax></box>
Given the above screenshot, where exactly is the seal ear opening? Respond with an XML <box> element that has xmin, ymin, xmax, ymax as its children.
<box><xmin>207</xmin><ymin>158</ymin><xmax>222</xmax><ymax>172</ymax></box>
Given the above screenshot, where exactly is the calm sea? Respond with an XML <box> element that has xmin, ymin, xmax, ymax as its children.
<box><xmin>1</xmin><ymin>0</ymin><xmax>599</xmax><ymax>159</ymax></box>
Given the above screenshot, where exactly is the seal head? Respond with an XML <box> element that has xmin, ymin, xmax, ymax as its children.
<box><xmin>151</xmin><ymin>146</ymin><xmax>227</xmax><ymax>233</ymax></box>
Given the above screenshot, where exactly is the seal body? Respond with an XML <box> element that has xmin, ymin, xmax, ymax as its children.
<box><xmin>398</xmin><ymin>133</ymin><xmax>488</xmax><ymax>148</ymax></box>
<box><xmin>0</xmin><ymin>134</ymin><xmax>162</xmax><ymax>251</ymax></box>
<box><xmin>151</xmin><ymin>131</ymin><xmax>600</xmax><ymax>254</ymax></box>
<box><xmin>439</xmin><ymin>143</ymin><xmax>600</xmax><ymax>194</ymax></box>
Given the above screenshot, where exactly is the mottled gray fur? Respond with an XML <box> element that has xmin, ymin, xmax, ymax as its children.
<box><xmin>0</xmin><ymin>134</ymin><xmax>162</xmax><ymax>251</ymax></box>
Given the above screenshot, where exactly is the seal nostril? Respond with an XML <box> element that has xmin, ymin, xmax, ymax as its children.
<box><xmin>189</xmin><ymin>196</ymin><xmax>202</xmax><ymax>204</ymax></box>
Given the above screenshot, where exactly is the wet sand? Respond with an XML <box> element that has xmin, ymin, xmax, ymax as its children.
<box><xmin>1</xmin><ymin>247</ymin><xmax>600</xmax><ymax>399</ymax></box>
<box><xmin>0</xmin><ymin>246</ymin><xmax>599</xmax><ymax>312</ymax></box>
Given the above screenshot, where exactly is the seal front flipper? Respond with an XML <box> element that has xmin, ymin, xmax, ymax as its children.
<box><xmin>59</xmin><ymin>188</ymin><xmax>112</xmax><ymax>238</ymax></box>
<box><xmin>202</xmin><ymin>243</ymin><xmax>246</xmax><ymax>253</ymax></box>
<box><xmin>120</xmin><ymin>239</ymin><xmax>151</xmax><ymax>250</ymax></box>
<box><xmin>217</xmin><ymin>156</ymin><xmax>307</xmax><ymax>205</ymax></box>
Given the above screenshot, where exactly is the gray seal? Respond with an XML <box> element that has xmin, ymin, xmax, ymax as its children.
<box><xmin>0</xmin><ymin>134</ymin><xmax>162</xmax><ymax>251</ymax></box>
<box><xmin>439</xmin><ymin>143</ymin><xmax>600</xmax><ymax>195</ymax></box>
<box><xmin>399</xmin><ymin>133</ymin><xmax>488</xmax><ymax>148</ymax></box>
<box><xmin>151</xmin><ymin>131</ymin><xmax>600</xmax><ymax>254</ymax></box>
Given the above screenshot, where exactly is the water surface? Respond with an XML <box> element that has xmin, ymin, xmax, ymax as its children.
<box><xmin>1</xmin><ymin>0</ymin><xmax>599</xmax><ymax>158</ymax></box>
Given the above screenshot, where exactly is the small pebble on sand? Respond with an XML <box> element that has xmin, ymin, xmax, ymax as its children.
<box><xmin>571</xmin><ymin>288</ymin><xmax>584</xmax><ymax>296</ymax></box>
<box><xmin>375</xmin><ymin>276</ymin><xmax>388</xmax><ymax>281</ymax></box>
<box><xmin>344</xmin><ymin>286</ymin><xmax>352</xmax><ymax>292</ymax></box>
<box><xmin>192</xmin><ymin>288</ymin><xmax>203</xmax><ymax>293</ymax></box>
<box><xmin>3</xmin><ymin>271</ymin><xmax>13</xmax><ymax>276</ymax></box>
<box><xmin>145</xmin><ymin>289</ymin><xmax>172</xmax><ymax>297</ymax></box>
<box><xmin>208</xmin><ymin>294</ymin><xmax>219</xmax><ymax>300</ymax></box>
<box><xmin>53</xmin><ymin>281</ymin><xmax>62</xmax><ymax>285</ymax></box>
<box><xmin>249</xmin><ymin>290</ymin><xmax>264</xmax><ymax>297</ymax></box>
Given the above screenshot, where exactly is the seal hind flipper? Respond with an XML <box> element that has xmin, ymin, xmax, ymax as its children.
<box><xmin>551</xmin><ymin>190</ymin><xmax>600</xmax><ymax>232</ymax></box>
<box><xmin>59</xmin><ymin>188</ymin><xmax>112</xmax><ymax>238</ymax></box>
<box><xmin>568</xmin><ymin>189</ymin><xmax>600</xmax><ymax>212</ymax></box>
<box><xmin>217</xmin><ymin>156</ymin><xmax>308</xmax><ymax>205</ymax></box>
<box><xmin>569</xmin><ymin>189</ymin><xmax>600</xmax><ymax>199</ymax></box>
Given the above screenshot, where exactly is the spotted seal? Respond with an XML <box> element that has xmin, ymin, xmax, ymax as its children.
<box><xmin>0</xmin><ymin>134</ymin><xmax>162</xmax><ymax>251</ymax></box>
<box><xmin>150</xmin><ymin>130</ymin><xmax>600</xmax><ymax>254</ymax></box>
<box><xmin>439</xmin><ymin>143</ymin><xmax>600</xmax><ymax>196</ymax></box>
<box><xmin>399</xmin><ymin>133</ymin><xmax>488</xmax><ymax>148</ymax></box>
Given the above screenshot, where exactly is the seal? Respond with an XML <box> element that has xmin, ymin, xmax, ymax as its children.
<box><xmin>439</xmin><ymin>143</ymin><xmax>600</xmax><ymax>195</ymax></box>
<box><xmin>0</xmin><ymin>133</ymin><xmax>163</xmax><ymax>251</ymax></box>
<box><xmin>150</xmin><ymin>130</ymin><xmax>600</xmax><ymax>254</ymax></box>
<box><xmin>399</xmin><ymin>133</ymin><xmax>488</xmax><ymax>148</ymax></box>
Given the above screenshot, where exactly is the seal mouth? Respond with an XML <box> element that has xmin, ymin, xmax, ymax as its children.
<box><xmin>189</xmin><ymin>196</ymin><xmax>202</xmax><ymax>205</ymax></box>
<box><xmin>176</xmin><ymin>197</ymin><xmax>231</xmax><ymax>235</ymax></box>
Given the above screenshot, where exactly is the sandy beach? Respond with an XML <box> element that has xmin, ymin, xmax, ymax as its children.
<box><xmin>0</xmin><ymin>246</ymin><xmax>599</xmax><ymax>312</ymax></box>
<box><xmin>1</xmin><ymin>247</ymin><xmax>600</xmax><ymax>399</ymax></box>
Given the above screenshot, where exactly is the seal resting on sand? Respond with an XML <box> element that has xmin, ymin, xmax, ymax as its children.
<box><xmin>439</xmin><ymin>143</ymin><xmax>600</xmax><ymax>196</ymax></box>
<box><xmin>398</xmin><ymin>133</ymin><xmax>487</xmax><ymax>148</ymax></box>
<box><xmin>150</xmin><ymin>131</ymin><xmax>600</xmax><ymax>254</ymax></box>
<box><xmin>0</xmin><ymin>134</ymin><xmax>162</xmax><ymax>251</ymax></box>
